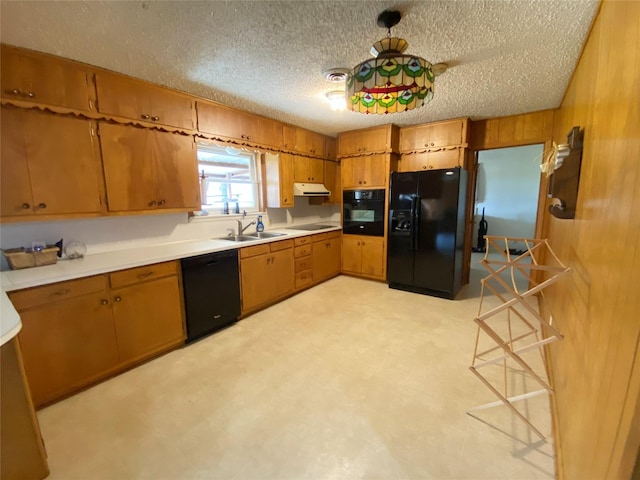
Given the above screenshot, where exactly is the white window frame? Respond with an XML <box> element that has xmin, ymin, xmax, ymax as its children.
<box><xmin>196</xmin><ymin>142</ymin><xmax>262</xmax><ymax>216</ymax></box>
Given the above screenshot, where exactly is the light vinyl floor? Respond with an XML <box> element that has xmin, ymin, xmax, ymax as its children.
<box><xmin>37</xmin><ymin>256</ymin><xmax>555</xmax><ymax>479</ymax></box>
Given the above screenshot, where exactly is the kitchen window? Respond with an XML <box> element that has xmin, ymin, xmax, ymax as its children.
<box><xmin>197</xmin><ymin>143</ymin><xmax>261</xmax><ymax>214</ymax></box>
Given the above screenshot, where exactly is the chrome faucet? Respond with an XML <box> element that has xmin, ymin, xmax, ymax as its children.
<box><xmin>236</xmin><ymin>219</ymin><xmax>256</xmax><ymax>236</ymax></box>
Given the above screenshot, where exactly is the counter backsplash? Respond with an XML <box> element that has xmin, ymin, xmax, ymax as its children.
<box><xmin>0</xmin><ymin>203</ymin><xmax>340</xmax><ymax>271</ymax></box>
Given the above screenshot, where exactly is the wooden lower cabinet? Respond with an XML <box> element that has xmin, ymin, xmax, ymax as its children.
<box><xmin>9</xmin><ymin>261</ymin><xmax>185</xmax><ymax>408</ymax></box>
<box><xmin>240</xmin><ymin>240</ymin><xmax>294</xmax><ymax>314</ymax></box>
<box><xmin>111</xmin><ymin>275</ymin><xmax>184</xmax><ymax>364</ymax></box>
<box><xmin>0</xmin><ymin>338</ymin><xmax>49</xmax><ymax>480</ymax></box>
<box><xmin>14</xmin><ymin>280</ymin><xmax>119</xmax><ymax>407</ymax></box>
<box><xmin>294</xmin><ymin>236</ymin><xmax>313</xmax><ymax>290</ymax></box>
<box><xmin>313</xmin><ymin>232</ymin><xmax>341</xmax><ymax>282</ymax></box>
<box><xmin>342</xmin><ymin>235</ymin><xmax>385</xmax><ymax>279</ymax></box>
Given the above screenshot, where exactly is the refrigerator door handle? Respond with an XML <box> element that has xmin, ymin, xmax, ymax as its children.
<box><xmin>411</xmin><ymin>196</ymin><xmax>419</xmax><ymax>251</ymax></box>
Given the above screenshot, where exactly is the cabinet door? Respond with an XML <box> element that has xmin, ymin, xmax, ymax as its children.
<box><xmin>111</xmin><ymin>276</ymin><xmax>185</xmax><ymax>364</ymax></box>
<box><xmin>1</xmin><ymin>108</ymin><xmax>105</xmax><ymax>218</ymax></box>
<box><xmin>270</xmin><ymin>249</ymin><xmax>295</xmax><ymax>299</ymax></box>
<box><xmin>240</xmin><ymin>253</ymin><xmax>272</xmax><ymax>312</ymax></box>
<box><xmin>197</xmin><ymin>101</ymin><xmax>250</xmax><ymax>139</ymax></box>
<box><xmin>342</xmin><ymin>236</ymin><xmax>363</xmax><ymax>274</ymax></box>
<box><xmin>294</xmin><ymin>156</ymin><xmax>324</xmax><ymax>183</ymax></box>
<box><xmin>26</xmin><ymin>111</ymin><xmax>105</xmax><ymax>216</ymax></box>
<box><xmin>265</xmin><ymin>152</ymin><xmax>294</xmax><ymax>208</ymax></box>
<box><xmin>323</xmin><ymin>161</ymin><xmax>340</xmax><ymax>204</ymax></box>
<box><xmin>1</xmin><ymin>45</ymin><xmax>92</xmax><ymax>111</ymax></box>
<box><xmin>254</xmin><ymin>116</ymin><xmax>283</xmax><ymax>148</ymax></box>
<box><xmin>363</xmin><ymin>154</ymin><xmax>388</xmax><ymax>187</ymax></box>
<box><xmin>295</xmin><ymin>128</ymin><xmax>326</xmax><ymax>157</ymax></box>
<box><xmin>338</xmin><ymin>127</ymin><xmax>391</xmax><ymax>156</ymax></box>
<box><xmin>400</xmin><ymin>149</ymin><xmax>463</xmax><ymax>172</ymax></box>
<box><xmin>95</xmin><ymin>72</ymin><xmax>150</xmax><ymax>124</ymax></box>
<box><xmin>400</xmin><ymin>120</ymin><xmax>467</xmax><ymax>152</ymax></box>
<box><xmin>240</xmin><ymin>249</ymin><xmax>294</xmax><ymax>313</ymax></box>
<box><xmin>99</xmin><ymin>123</ymin><xmax>157</xmax><ymax>211</ymax></box>
<box><xmin>313</xmin><ymin>237</ymin><xmax>341</xmax><ymax>281</ymax></box>
<box><xmin>151</xmin><ymin>130</ymin><xmax>200</xmax><ymax>210</ymax></box>
<box><xmin>360</xmin><ymin>237</ymin><xmax>385</xmax><ymax>277</ymax></box>
<box><xmin>17</xmin><ymin>293</ymin><xmax>119</xmax><ymax>407</ymax></box>
<box><xmin>342</xmin><ymin>154</ymin><xmax>388</xmax><ymax>188</ymax></box>
<box><xmin>0</xmin><ymin>108</ymin><xmax>33</xmax><ymax>217</ymax></box>
<box><xmin>95</xmin><ymin>72</ymin><xmax>195</xmax><ymax>130</ymax></box>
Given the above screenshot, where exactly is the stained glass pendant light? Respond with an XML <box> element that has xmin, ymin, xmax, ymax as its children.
<box><xmin>347</xmin><ymin>10</ymin><xmax>445</xmax><ymax>115</ymax></box>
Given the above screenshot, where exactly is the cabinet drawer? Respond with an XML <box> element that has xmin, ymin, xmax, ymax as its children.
<box><xmin>312</xmin><ymin>233</ymin><xmax>328</xmax><ymax>242</ymax></box>
<box><xmin>9</xmin><ymin>275</ymin><xmax>108</xmax><ymax>311</ymax></box>
<box><xmin>110</xmin><ymin>261</ymin><xmax>177</xmax><ymax>289</ymax></box>
<box><xmin>295</xmin><ymin>271</ymin><xmax>313</xmax><ymax>289</ymax></box>
<box><xmin>270</xmin><ymin>239</ymin><xmax>293</xmax><ymax>252</ymax></box>
<box><xmin>327</xmin><ymin>230</ymin><xmax>341</xmax><ymax>239</ymax></box>
<box><xmin>240</xmin><ymin>244</ymin><xmax>270</xmax><ymax>259</ymax></box>
<box><xmin>295</xmin><ymin>257</ymin><xmax>312</xmax><ymax>272</ymax></box>
<box><xmin>294</xmin><ymin>245</ymin><xmax>312</xmax><ymax>258</ymax></box>
<box><xmin>294</xmin><ymin>236</ymin><xmax>312</xmax><ymax>246</ymax></box>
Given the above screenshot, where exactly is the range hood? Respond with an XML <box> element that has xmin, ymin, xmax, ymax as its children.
<box><xmin>293</xmin><ymin>182</ymin><xmax>331</xmax><ymax>197</ymax></box>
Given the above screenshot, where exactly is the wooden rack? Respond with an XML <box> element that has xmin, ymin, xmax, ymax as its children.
<box><xmin>468</xmin><ymin>236</ymin><xmax>571</xmax><ymax>440</ymax></box>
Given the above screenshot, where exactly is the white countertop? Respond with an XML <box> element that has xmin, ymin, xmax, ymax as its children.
<box><xmin>0</xmin><ymin>224</ymin><xmax>341</xmax><ymax>346</ymax></box>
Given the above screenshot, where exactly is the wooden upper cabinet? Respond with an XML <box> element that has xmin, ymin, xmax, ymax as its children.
<box><xmin>196</xmin><ymin>100</ymin><xmax>283</xmax><ymax>148</ymax></box>
<box><xmin>399</xmin><ymin>149</ymin><xmax>464</xmax><ymax>172</ymax></box>
<box><xmin>99</xmin><ymin>123</ymin><xmax>200</xmax><ymax>212</ymax></box>
<box><xmin>338</xmin><ymin>124</ymin><xmax>399</xmax><ymax>157</ymax></box>
<box><xmin>295</xmin><ymin>128</ymin><xmax>326</xmax><ymax>157</ymax></box>
<box><xmin>342</xmin><ymin>154</ymin><xmax>389</xmax><ymax>189</ymax></box>
<box><xmin>399</xmin><ymin>118</ymin><xmax>469</xmax><ymax>153</ymax></box>
<box><xmin>283</xmin><ymin>125</ymin><xmax>330</xmax><ymax>158</ymax></box>
<box><xmin>95</xmin><ymin>71</ymin><xmax>196</xmax><ymax>130</ymax></box>
<box><xmin>265</xmin><ymin>152</ymin><xmax>294</xmax><ymax>208</ymax></box>
<box><xmin>1</xmin><ymin>45</ymin><xmax>94</xmax><ymax>111</ymax></box>
<box><xmin>294</xmin><ymin>155</ymin><xmax>324</xmax><ymax>183</ymax></box>
<box><xmin>1</xmin><ymin>107</ymin><xmax>105</xmax><ymax>220</ymax></box>
<box><xmin>325</xmin><ymin>136</ymin><xmax>337</xmax><ymax>161</ymax></box>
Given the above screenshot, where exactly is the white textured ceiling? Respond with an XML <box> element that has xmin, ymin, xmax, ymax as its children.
<box><xmin>0</xmin><ymin>0</ymin><xmax>598</xmax><ymax>137</ymax></box>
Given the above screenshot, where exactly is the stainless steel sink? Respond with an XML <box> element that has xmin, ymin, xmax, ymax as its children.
<box><xmin>215</xmin><ymin>235</ymin><xmax>258</xmax><ymax>242</ymax></box>
<box><xmin>246</xmin><ymin>232</ymin><xmax>286</xmax><ymax>239</ymax></box>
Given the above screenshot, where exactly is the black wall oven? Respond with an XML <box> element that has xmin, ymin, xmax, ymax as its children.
<box><xmin>343</xmin><ymin>189</ymin><xmax>385</xmax><ymax>236</ymax></box>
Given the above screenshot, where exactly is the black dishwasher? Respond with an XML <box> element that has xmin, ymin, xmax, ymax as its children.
<box><xmin>181</xmin><ymin>250</ymin><xmax>241</xmax><ymax>343</ymax></box>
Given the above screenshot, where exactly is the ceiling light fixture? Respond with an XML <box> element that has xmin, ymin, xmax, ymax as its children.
<box><xmin>326</xmin><ymin>90</ymin><xmax>346</xmax><ymax>111</ymax></box>
<box><xmin>346</xmin><ymin>10</ymin><xmax>447</xmax><ymax>115</ymax></box>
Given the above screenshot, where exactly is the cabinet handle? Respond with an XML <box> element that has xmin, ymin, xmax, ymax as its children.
<box><xmin>101</xmin><ymin>299</ymin><xmax>109</xmax><ymax>305</ymax></box>
<box><xmin>115</xmin><ymin>296</ymin><xmax>122</xmax><ymax>302</ymax></box>
<box><xmin>241</xmin><ymin>134</ymin><xmax>251</xmax><ymax>140</ymax></box>
<box><xmin>7</xmin><ymin>88</ymin><xmax>21</xmax><ymax>96</ymax></box>
<box><xmin>22</xmin><ymin>203</ymin><xmax>30</xmax><ymax>209</ymax></box>
<box><xmin>151</xmin><ymin>115</ymin><xmax>160</xmax><ymax>121</ymax></box>
<box><xmin>25</xmin><ymin>91</ymin><xmax>35</xmax><ymax>98</ymax></box>
<box><xmin>141</xmin><ymin>114</ymin><xmax>151</xmax><ymax>120</ymax></box>
<box><xmin>137</xmin><ymin>271</ymin><xmax>154</xmax><ymax>279</ymax></box>
<box><xmin>158</xmin><ymin>199</ymin><xmax>166</xmax><ymax>206</ymax></box>
<box><xmin>422</xmin><ymin>166</ymin><xmax>427</xmax><ymax>170</ymax></box>
<box><xmin>37</xmin><ymin>202</ymin><xmax>47</xmax><ymax>209</ymax></box>
<box><xmin>53</xmin><ymin>289</ymin><xmax>71</xmax><ymax>297</ymax></box>
<box><xmin>148</xmin><ymin>200</ymin><xmax>157</xmax><ymax>206</ymax></box>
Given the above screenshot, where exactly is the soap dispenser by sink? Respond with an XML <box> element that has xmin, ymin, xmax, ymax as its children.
<box><xmin>256</xmin><ymin>215</ymin><xmax>264</xmax><ymax>232</ymax></box>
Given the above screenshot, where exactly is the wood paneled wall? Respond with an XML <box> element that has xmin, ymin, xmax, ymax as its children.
<box><xmin>469</xmin><ymin>109</ymin><xmax>554</xmax><ymax>150</ymax></box>
<box><xmin>544</xmin><ymin>1</ymin><xmax>640</xmax><ymax>479</ymax></box>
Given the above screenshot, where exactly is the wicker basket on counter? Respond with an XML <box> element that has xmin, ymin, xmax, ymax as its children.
<box><xmin>3</xmin><ymin>246</ymin><xmax>60</xmax><ymax>270</ymax></box>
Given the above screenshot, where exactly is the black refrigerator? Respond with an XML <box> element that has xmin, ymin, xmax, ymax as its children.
<box><xmin>387</xmin><ymin>167</ymin><xmax>468</xmax><ymax>299</ymax></box>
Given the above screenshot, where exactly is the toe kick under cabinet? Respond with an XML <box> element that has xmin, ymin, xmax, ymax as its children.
<box><xmin>8</xmin><ymin>261</ymin><xmax>186</xmax><ymax>408</ymax></box>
